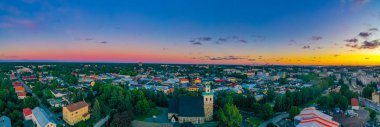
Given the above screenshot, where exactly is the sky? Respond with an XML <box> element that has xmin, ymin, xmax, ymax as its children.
<box><xmin>0</xmin><ymin>0</ymin><xmax>380</xmax><ymax>65</ymax></box>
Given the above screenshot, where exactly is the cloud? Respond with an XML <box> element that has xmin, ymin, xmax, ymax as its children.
<box><xmin>369</xmin><ymin>28</ymin><xmax>378</xmax><ymax>31</ymax></box>
<box><xmin>358</xmin><ymin>32</ymin><xmax>371</xmax><ymax>38</ymax></box>
<box><xmin>288</xmin><ymin>39</ymin><xmax>297</xmax><ymax>46</ymax></box>
<box><xmin>346</xmin><ymin>39</ymin><xmax>380</xmax><ymax>49</ymax></box>
<box><xmin>332</xmin><ymin>54</ymin><xmax>341</xmax><ymax>57</ymax></box>
<box><xmin>85</xmin><ymin>38</ymin><xmax>93</xmax><ymax>41</ymax></box>
<box><xmin>309</xmin><ymin>36</ymin><xmax>323</xmax><ymax>41</ymax></box>
<box><xmin>248</xmin><ymin>59</ymin><xmax>256</xmax><ymax>61</ymax></box>
<box><xmin>193</xmin><ymin>56</ymin><xmax>250</xmax><ymax>61</ymax></box>
<box><xmin>345</xmin><ymin>38</ymin><xmax>358</xmax><ymax>43</ymax></box>
<box><xmin>5</xmin><ymin>18</ymin><xmax>37</xmax><ymax>28</ymax></box>
<box><xmin>191</xmin><ymin>42</ymin><xmax>202</xmax><ymax>45</ymax></box>
<box><xmin>352</xmin><ymin>0</ymin><xmax>371</xmax><ymax>9</ymax></box>
<box><xmin>302</xmin><ymin>45</ymin><xmax>311</xmax><ymax>49</ymax></box>
<box><xmin>238</xmin><ymin>39</ymin><xmax>248</xmax><ymax>44</ymax></box>
<box><xmin>359</xmin><ymin>40</ymin><xmax>380</xmax><ymax>49</ymax></box>
<box><xmin>0</xmin><ymin>4</ymin><xmax>21</xmax><ymax>15</ymax></box>
<box><xmin>99</xmin><ymin>41</ymin><xmax>108</xmax><ymax>44</ymax></box>
<box><xmin>189</xmin><ymin>37</ymin><xmax>212</xmax><ymax>45</ymax></box>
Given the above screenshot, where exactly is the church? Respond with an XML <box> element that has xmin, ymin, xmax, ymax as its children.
<box><xmin>168</xmin><ymin>85</ymin><xmax>214</xmax><ymax>124</ymax></box>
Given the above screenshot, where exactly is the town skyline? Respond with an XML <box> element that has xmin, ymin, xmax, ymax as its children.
<box><xmin>1</xmin><ymin>0</ymin><xmax>380</xmax><ymax>65</ymax></box>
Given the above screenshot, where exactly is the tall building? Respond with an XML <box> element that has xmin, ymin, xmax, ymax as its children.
<box><xmin>63</xmin><ymin>101</ymin><xmax>90</xmax><ymax>126</ymax></box>
<box><xmin>372</xmin><ymin>91</ymin><xmax>380</xmax><ymax>103</ymax></box>
<box><xmin>203</xmin><ymin>85</ymin><xmax>213</xmax><ymax>121</ymax></box>
<box><xmin>168</xmin><ymin>85</ymin><xmax>214</xmax><ymax>124</ymax></box>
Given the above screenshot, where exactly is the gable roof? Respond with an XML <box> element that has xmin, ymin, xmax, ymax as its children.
<box><xmin>168</xmin><ymin>96</ymin><xmax>205</xmax><ymax>117</ymax></box>
<box><xmin>65</xmin><ymin>101</ymin><xmax>89</xmax><ymax>112</ymax></box>
<box><xmin>351</xmin><ymin>98</ymin><xmax>359</xmax><ymax>106</ymax></box>
<box><xmin>23</xmin><ymin>108</ymin><xmax>32</xmax><ymax>116</ymax></box>
<box><xmin>32</xmin><ymin>107</ymin><xmax>55</xmax><ymax>127</ymax></box>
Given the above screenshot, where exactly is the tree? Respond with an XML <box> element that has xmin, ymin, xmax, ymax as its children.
<box><xmin>362</xmin><ymin>86</ymin><xmax>375</xmax><ymax>99</ymax></box>
<box><xmin>218</xmin><ymin>103</ymin><xmax>242</xmax><ymax>127</ymax></box>
<box><xmin>134</xmin><ymin>99</ymin><xmax>150</xmax><ymax>115</ymax></box>
<box><xmin>92</xmin><ymin>99</ymin><xmax>102</xmax><ymax>121</ymax></box>
<box><xmin>110</xmin><ymin>110</ymin><xmax>134</xmax><ymax>127</ymax></box>
<box><xmin>23</xmin><ymin>97</ymin><xmax>39</xmax><ymax>109</ymax></box>
<box><xmin>369</xmin><ymin>109</ymin><xmax>377</xmax><ymax>121</ymax></box>
<box><xmin>289</xmin><ymin>106</ymin><xmax>301</xmax><ymax>119</ymax></box>
<box><xmin>266</xmin><ymin>89</ymin><xmax>275</xmax><ymax>102</ymax></box>
<box><xmin>338</xmin><ymin>96</ymin><xmax>349</xmax><ymax>111</ymax></box>
<box><xmin>259</xmin><ymin>104</ymin><xmax>274</xmax><ymax>120</ymax></box>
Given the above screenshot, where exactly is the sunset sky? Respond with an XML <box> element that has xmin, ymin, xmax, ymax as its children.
<box><xmin>1</xmin><ymin>0</ymin><xmax>380</xmax><ymax>65</ymax></box>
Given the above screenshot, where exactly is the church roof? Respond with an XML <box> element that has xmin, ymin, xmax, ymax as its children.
<box><xmin>168</xmin><ymin>96</ymin><xmax>205</xmax><ymax>117</ymax></box>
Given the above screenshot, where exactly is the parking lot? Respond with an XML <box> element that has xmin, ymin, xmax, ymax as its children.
<box><xmin>333</xmin><ymin>109</ymin><xmax>368</xmax><ymax>127</ymax></box>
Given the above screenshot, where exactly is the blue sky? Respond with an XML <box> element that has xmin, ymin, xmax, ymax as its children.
<box><xmin>0</xmin><ymin>0</ymin><xmax>380</xmax><ymax>65</ymax></box>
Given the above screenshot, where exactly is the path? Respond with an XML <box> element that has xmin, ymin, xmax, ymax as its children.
<box><xmin>259</xmin><ymin>112</ymin><xmax>289</xmax><ymax>127</ymax></box>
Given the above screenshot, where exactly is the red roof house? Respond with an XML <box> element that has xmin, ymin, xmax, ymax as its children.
<box><xmin>23</xmin><ymin>108</ymin><xmax>33</xmax><ymax>120</ymax></box>
<box><xmin>351</xmin><ymin>98</ymin><xmax>359</xmax><ymax>110</ymax></box>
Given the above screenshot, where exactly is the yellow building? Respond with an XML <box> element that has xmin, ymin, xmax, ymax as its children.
<box><xmin>63</xmin><ymin>101</ymin><xmax>90</xmax><ymax>126</ymax></box>
<box><xmin>194</xmin><ymin>78</ymin><xmax>202</xmax><ymax>84</ymax></box>
<box><xmin>90</xmin><ymin>81</ymin><xmax>95</xmax><ymax>87</ymax></box>
<box><xmin>187</xmin><ymin>85</ymin><xmax>199</xmax><ymax>92</ymax></box>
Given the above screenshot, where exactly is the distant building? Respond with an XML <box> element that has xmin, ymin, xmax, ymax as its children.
<box><xmin>180</xmin><ymin>78</ymin><xmax>189</xmax><ymax>84</ymax></box>
<box><xmin>0</xmin><ymin>116</ymin><xmax>11</xmax><ymax>127</ymax></box>
<box><xmin>17</xmin><ymin>92</ymin><xmax>27</xmax><ymax>99</ymax></box>
<box><xmin>187</xmin><ymin>85</ymin><xmax>199</xmax><ymax>92</ymax></box>
<box><xmin>15</xmin><ymin>87</ymin><xmax>25</xmax><ymax>92</ymax></box>
<box><xmin>168</xmin><ymin>85</ymin><xmax>213</xmax><ymax>124</ymax></box>
<box><xmin>294</xmin><ymin>107</ymin><xmax>339</xmax><ymax>127</ymax></box>
<box><xmin>32</xmin><ymin>107</ymin><xmax>56</xmax><ymax>127</ymax></box>
<box><xmin>50</xmin><ymin>90</ymin><xmax>67</xmax><ymax>98</ymax></box>
<box><xmin>351</xmin><ymin>98</ymin><xmax>359</xmax><ymax>110</ymax></box>
<box><xmin>372</xmin><ymin>91</ymin><xmax>380</xmax><ymax>103</ymax></box>
<box><xmin>194</xmin><ymin>78</ymin><xmax>202</xmax><ymax>84</ymax></box>
<box><xmin>63</xmin><ymin>101</ymin><xmax>90</xmax><ymax>126</ymax></box>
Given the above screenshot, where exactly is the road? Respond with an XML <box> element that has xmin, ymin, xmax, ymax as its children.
<box><xmin>359</xmin><ymin>97</ymin><xmax>380</xmax><ymax>113</ymax></box>
<box><xmin>16</xmin><ymin>73</ymin><xmax>65</xmax><ymax>125</ymax></box>
<box><xmin>259</xmin><ymin>112</ymin><xmax>289</xmax><ymax>127</ymax></box>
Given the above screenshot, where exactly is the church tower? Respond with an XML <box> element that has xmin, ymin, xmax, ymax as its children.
<box><xmin>203</xmin><ymin>85</ymin><xmax>213</xmax><ymax>121</ymax></box>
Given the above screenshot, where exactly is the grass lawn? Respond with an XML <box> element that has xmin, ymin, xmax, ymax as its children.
<box><xmin>135</xmin><ymin>108</ymin><xmax>163</xmax><ymax>121</ymax></box>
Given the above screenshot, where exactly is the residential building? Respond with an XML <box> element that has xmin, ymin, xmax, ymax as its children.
<box><xmin>50</xmin><ymin>90</ymin><xmax>67</xmax><ymax>98</ymax></box>
<box><xmin>63</xmin><ymin>101</ymin><xmax>90</xmax><ymax>126</ymax></box>
<box><xmin>0</xmin><ymin>116</ymin><xmax>11</xmax><ymax>127</ymax></box>
<box><xmin>187</xmin><ymin>85</ymin><xmax>199</xmax><ymax>92</ymax></box>
<box><xmin>17</xmin><ymin>92</ymin><xmax>27</xmax><ymax>99</ymax></box>
<box><xmin>31</xmin><ymin>107</ymin><xmax>56</xmax><ymax>127</ymax></box>
<box><xmin>372</xmin><ymin>91</ymin><xmax>380</xmax><ymax>103</ymax></box>
<box><xmin>294</xmin><ymin>107</ymin><xmax>339</xmax><ymax>127</ymax></box>
<box><xmin>23</xmin><ymin>108</ymin><xmax>33</xmax><ymax>120</ymax></box>
<box><xmin>351</xmin><ymin>98</ymin><xmax>359</xmax><ymax>110</ymax></box>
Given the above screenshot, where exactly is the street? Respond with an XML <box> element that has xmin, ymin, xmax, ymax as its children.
<box><xmin>359</xmin><ymin>97</ymin><xmax>380</xmax><ymax>113</ymax></box>
<box><xmin>259</xmin><ymin>112</ymin><xmax>289</xmax><ymax>127</ymax></box>
<box><xmin>16</xmin><ymin>73</ymin><xmax>65</xmax><ymax>125</ymax></box>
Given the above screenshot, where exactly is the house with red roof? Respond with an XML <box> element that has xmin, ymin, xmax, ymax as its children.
<box><xmin>12</xmin><ymin>81</ymin><xmax>23</xmax><ymax>88</ymax></box>
<box><xmin>351</xmin><ymin>98</ymin><xmax>359</xmax><ymax>110</ymax></box>
<box><xmin>295</xmin><ymin>107</ymin><xmax>339</xmax><ymax>127</ymax></box>
<box><xmin>23</xmin><ymin>108</ymin><xmax>33</xmax><ymax>120</ymax></box>
<box><xmin>17</xmin><ymin>92</ymin><xmax>27</xmax><ymax>99</ymax></box>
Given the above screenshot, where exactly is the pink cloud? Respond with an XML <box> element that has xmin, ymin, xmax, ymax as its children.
<box><xmin>6</xmin><ymin>18</ymin><xmax>37</xmax><ymax>28</ymax></box>
<box><xmin>0</xmin><ymin>4</ymin><xmax>21</xmax><ymax>15</ymax></box>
